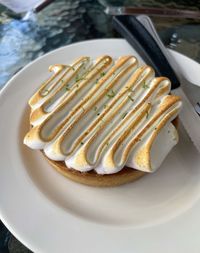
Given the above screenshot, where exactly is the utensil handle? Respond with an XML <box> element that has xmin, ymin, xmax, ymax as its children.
<box><xmin>106</xmin><ymin>6</ymin><xmax>200</xmax><ymax>19</ymax></box>
<box><xmin>112</xmin><ymin>15</ymin><xmax>180</xmax><ymax>89</ymax></box>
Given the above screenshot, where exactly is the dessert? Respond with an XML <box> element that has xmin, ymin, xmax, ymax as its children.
<box><xmin>24</xmin><ymin>55</ymin><xmax>182</xmax><ymax>186</ymax></box>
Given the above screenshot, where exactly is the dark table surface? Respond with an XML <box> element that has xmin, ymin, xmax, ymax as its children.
<box><xmin>0</xmin><ymin>0</ymin><xmax>200</xmax><ymax>252</ymax></box>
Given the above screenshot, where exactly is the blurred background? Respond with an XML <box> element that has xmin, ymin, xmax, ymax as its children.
<box><xmin>0</xmin><ymin>0</ymin><xmax>199</xmax><ymax>251</ymax></box>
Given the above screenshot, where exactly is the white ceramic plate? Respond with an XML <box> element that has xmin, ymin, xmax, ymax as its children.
<box><xmin>0</xmin><ymin>39</ymin><xmax>200</xmax><ymax>253</ymax></box>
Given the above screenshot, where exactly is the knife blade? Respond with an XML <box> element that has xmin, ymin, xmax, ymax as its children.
<box><xmin>112</xmin><ymin>15</ymin><xmax>200</xmax><ymax>153</ymax></box>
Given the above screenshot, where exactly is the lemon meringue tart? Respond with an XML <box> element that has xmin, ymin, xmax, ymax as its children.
<box><xmin>24</xmin><ymin>55</ymin><xmax>182</xmax><ymax>186</ymax></box>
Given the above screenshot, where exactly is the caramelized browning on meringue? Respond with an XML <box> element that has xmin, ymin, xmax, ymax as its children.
<box><xmin>24</xmin><ymin>55</ymin><xmax>182</xmax><ymax>174</ymax></box>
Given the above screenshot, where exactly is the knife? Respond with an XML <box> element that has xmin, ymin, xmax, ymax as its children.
<box><xmin>112</xmin><ymin>15</ymin><xmax>200</xmax><ymax>153</ymax></box>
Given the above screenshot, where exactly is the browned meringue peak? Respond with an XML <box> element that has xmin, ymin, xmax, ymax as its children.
<box><xmin>24</xmin><ymin>55</ymin><xmax>182</xmax><ymax>174</ymax></box>
<box><xmin>75</xmin><ymin>78</ymin><xmax>171</xmax><ymax>163</ymax></box>
<box><xmin>29</xmin><ymin>55</ymin><xmax>110</xmax><ymax>125</ymax></box>
<box><xmin>29</xmin><ymin>56</ymin><xmax>90</xmax><ymax>109</ymax></box>
<box><xmin>54</xmin><ymin>65</ymin><xmax>155</xmax><ymax>158</ymax></box>
<box><xmin>24</xmin><ymin>55</ymin><xmax>138</xmax><ymax>147</ymax></box>
<box><xmin>63</xmin><ymin>77</ymin><xmax>176</xmax><ymax>173</ymax></box>
<box><xmin>28</xmin><ymin>64</ymin><xmax>66</xmax><ymax>108</ymax></box>
<box><xmin>99</xmin><ymin>95</ymin><xmax>181</xmax><ymax>174</ymax></box>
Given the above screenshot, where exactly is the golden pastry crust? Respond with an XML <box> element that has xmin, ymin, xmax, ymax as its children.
<box><xmin>43</xmin><ymin>154</ymin><xmax>146</xmax><ymax>187</ymax></box>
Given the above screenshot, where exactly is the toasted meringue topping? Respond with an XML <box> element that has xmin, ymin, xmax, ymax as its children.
<box><xmin>24</xmin><ymin>56</ymin><xmax>182</xmax><ymax>174</ymax></box>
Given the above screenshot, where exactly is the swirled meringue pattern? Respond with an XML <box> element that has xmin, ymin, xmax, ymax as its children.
<box><xmin>24</xmin><ymin>55</ymin><xmax>182</xmax><ymax>174</ymax></box>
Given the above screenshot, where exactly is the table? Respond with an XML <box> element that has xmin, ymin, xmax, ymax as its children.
<box><xmin>0</xmin><ymin>0</ymin><xmax>199</xmax><ymax>251</ymax></box>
